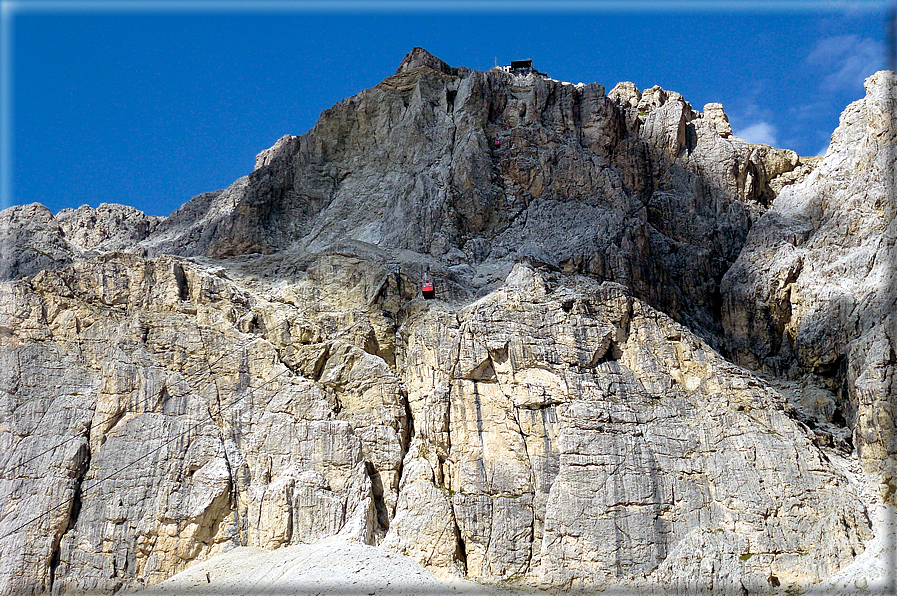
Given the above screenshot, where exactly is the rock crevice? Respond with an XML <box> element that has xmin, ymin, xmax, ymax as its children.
<box><xmin>0</xmin><ymin>49</ymin><xmax>893</xmax><ymax>595</ymax></box>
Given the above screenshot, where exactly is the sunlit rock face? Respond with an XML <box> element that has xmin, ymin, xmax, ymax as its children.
<box><xmin>722</xmin><ymin>70</ymin><xmax>897</xmax><ymax>505</ymax></box>
<box><xmin>0</xmin><ymin>48</ymin><xmax>891</xmax><ymax>594</ymax></box>
<box><xmin>390</xmin><ymin>265</ymin><xmax>869</xmax><ymax>591</ymax></box>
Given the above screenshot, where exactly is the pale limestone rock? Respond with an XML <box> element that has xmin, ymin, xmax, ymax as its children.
<box><xmin>641</xmin><ymin>98</ymin><xmax>689</xmax><ymax>158</ymax></box>
<box><xmin>253</xmin><ymin>134</ymin><xmax>300</xmax><ymax>171</ymax></box>
<box><xmin>0</xmin><ymin>254</ymin><xmax>397</xmax><ymax>593</ymax></box>
<box><xmin>135</xmin><ymin>537</ymin><xmax>476</xmax><ymax>596</ymax></box>
<box><xmin>703</xmin><ymin>102</ymin><xmax>733</xmax><ymax>137</ymax></box>
<box><xmin>0</xmin><ymin>50</ymin><xmax>890</xmax><ymax>596</ymax></box>
<box><xmin>767</xmin><ymin>156</ymin><xmax>821</xmax><ymax>196</ymax></box>
<box><xmin>608</xmin><ymin>81</ymin><xmax>642</xmax><ymax>135</ymax></box>
<box><xmin>1</xmin><ymin>250</ymin><xmax>871</xmax><ymax>594</ymax></box>
<box><xmin>721</xmin><ymin>70</ymin><xmax>897</xmax><ymax>503</ymax></box>
<box><xmin>385</xmin><ymin>264</ymin><xmax>870</xmax><ymax>589</ymax></box>
<box><xmin>637</xmin><ymin>85</ymin><xmax>679</xmax><ymax>113</ymax></box>
<box><xmin>380</xmin><ymin>447</ymin><xmax>464</xmax><ymax>579</ymax></box>
<box><xmin>608</xmin><ymin>81</ymin><xmax>641</xmax><ymax>109</ymax></box>
<box><xmin>56</xmin><ymin>203</ymin><xmax>162</xmax><ymax>253</ymax></box>
<box><xmin>127</xmin><ymin>61</ymin><xmax>790</xmax><ymax>348</ymax></box>
<box><xmin>0</xmin><ymin>203</ymin><xmax>76</xmax><ymax>280</ymax></box>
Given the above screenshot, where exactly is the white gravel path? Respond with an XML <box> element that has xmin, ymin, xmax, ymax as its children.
<box><xmin>134</xmin><ymin>536</ymin><xmax>532</xmax><ymax>596</ymax></box>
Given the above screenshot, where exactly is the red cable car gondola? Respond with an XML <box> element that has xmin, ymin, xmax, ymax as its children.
<box><xmin>422</xmin><ymin>279</ymin><xmax>435</xmax><ymax>300</ymax></box>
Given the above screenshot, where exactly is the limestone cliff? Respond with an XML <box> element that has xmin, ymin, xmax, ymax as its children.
<box><xmin>723</xmin><ymin>71</ymin><xmax>897</xmax><ymax>504</ymax></box>
<box><xmin>0</xmin><ymin>48</ymin><xmax>892</xmax><ymax>594</ymax></box>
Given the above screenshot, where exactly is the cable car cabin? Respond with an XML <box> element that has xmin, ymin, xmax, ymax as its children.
<box><xmin>422</xmin><ymin>279</ymin><xmax>435</xmax><ymax>300</ymax></box>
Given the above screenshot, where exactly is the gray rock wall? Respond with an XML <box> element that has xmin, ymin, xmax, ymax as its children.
<box><xmin>0</xmin><ymin>49</ymin><xmax>891</xmax><ymax>594</ymax></box>
<box><xmin>722</xmin><ymin>71</ymin><xmax>897</xmax><ymax>503</ymax></box>
<box><xmin>0</xmin><ymin>253</ymin><xmax>872</xmax><ymax>594</ymax></box>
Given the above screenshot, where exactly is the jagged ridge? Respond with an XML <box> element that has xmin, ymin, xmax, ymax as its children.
<box><xmin>0</xmin><ymin>48</ymin><xmax>893</xmax><ymax>595</ymax></box>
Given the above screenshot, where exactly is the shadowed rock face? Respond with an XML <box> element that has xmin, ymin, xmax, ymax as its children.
<box><xmin>119</xmin><ymin>47</ymin><xmax>798</xmax><ymax>343</ymax></box>
<box><xmin>0</xmin><ymin>48</ymin><xmax>891</xmax><ymax>594</ymax></box>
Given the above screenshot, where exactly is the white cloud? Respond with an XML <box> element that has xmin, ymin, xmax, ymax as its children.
<box><xmin>735</xmin><ymin>122</ymin><xmax>778</xmax><ymax>146</ymax></box>
<box><xmin>807</xmin><ymin>35</ymin><xmax>885</xmax><ymax>92</ymax></box>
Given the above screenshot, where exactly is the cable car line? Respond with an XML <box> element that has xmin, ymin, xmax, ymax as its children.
<box><xmin>7</xmin><ymin>336</ymin><xmax>240</xmax><ymax>471</ymax></box>
<box><xmin>0</xmin><ymin>361</ymin><xmax>293</xmax><ymax>542</ymax></box>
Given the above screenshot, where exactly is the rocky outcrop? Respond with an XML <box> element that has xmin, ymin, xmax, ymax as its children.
<box><xmin>0</xmin><ymin>48</ymin><xmax>891</xmax><ymax>594</ymax></box>
<box><xmin>389</xmin><ymin>264</ymin><xmax>869</xmax><ymax>590</ymax></box>
<box><xmin>0</xmin><ymin>252</ymin><xmax>407</xmax><ymax>593</ymax></box>
<box><xmin>0</xmin><ymin>203</ymin><xmax>75</xmax><ymax>280</ymax></box>
<box><xmin>395</xmin><ymin>46</ymin><xmax>471</xmax><ymax>79</ymax></box>
<box><xmin>55</xmin><ymin>204</ymin><xmax>162</xmax><ymax>254</ymax></box>
<box><xmin>0</xmin><ymin>202</ymin><xmax>162</xmax><ymax>281</ymax></box>
<box><xmin>0</xmin><ymin>251</ymin><xmax>873</xmax><ymax>594</ymax></box>
<box><xmin>112</xmin><ymin>48</ymin><xmax>809</xmax><ymax>346</ymax></box>
<box><xmin>722</xmin><ymin>71</ymin><xmax>897</xmax><ymax>504</ymax></box>
<box><xmin>703</xmin><ymin>102</ymin><xmax>733</xmax><ymax>138</ymax></box>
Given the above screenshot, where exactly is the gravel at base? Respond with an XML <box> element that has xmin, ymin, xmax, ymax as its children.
<box><xmin>133</xmin><ymin>537</ymin><xmax>533</xmax><ymax>596</ymax></box>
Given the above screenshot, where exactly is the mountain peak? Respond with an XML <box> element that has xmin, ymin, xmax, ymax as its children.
<box><xmin>395</xmin><ymin>47</ymin><xmax>457</xmax><ymax>75</ymax></box>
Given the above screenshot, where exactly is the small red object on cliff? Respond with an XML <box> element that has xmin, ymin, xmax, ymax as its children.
<box><xmin>494</xmin><ymin>140</ymin><xmax>501</xmax><ymax>148</ymax></box>
<box><xmin>422</xmin><ymin>279</ymin><xmax>435</xmax><ymax>299</ymax></box>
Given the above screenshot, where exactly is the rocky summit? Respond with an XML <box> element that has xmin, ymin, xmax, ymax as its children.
<box><xmin>0</xmin><ymin>48</ymin><xmax>894</xmax><ymax>594</ymax></box>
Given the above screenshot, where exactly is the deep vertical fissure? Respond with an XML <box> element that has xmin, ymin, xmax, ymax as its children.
<box><xmin>67</xmin><ymin>484</ymin><xmax>83</xmax><ymax>533</ymax></box>
<box><xmin>49</xmin><ymin>441</ymin><xmax>90</xmax><ymax>592</ymax></box>
<box><xmin>68</xmin><ymin>443</ymin><xmax>90</xmax><ymax>532</ymax></box>
<box><xmin>456</xmin><ymin>530</ymin><xmax>468</xmax><ymax>571</ymax></box>
<box><xmin>365</xmin><ymin>461</ymin><xmax>389</xmax><ymax>533</ymax></box>
<box><xmin>47</xmin><ymin>540</ymin><xmax>61</xmax><ymax>593</ymax></box>
<box><xmin>173</xmin><ymin>263</ymin><xmax>189</xmax><ymax>301</ymax></box>
<box><xmin>391</xmin><ymin>383</ymin><xmax>415</xmax><ymax>525</ymax></box>
<box><xmin>402</xmin><ymin>384</ymin><xmax>414</xmax><ymax>457</ymax></box>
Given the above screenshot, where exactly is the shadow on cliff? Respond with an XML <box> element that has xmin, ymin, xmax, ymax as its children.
<box><xmin>144</xmin><ymin>52</ymin><xmax>795</xmax><ymax>359</ymax></box>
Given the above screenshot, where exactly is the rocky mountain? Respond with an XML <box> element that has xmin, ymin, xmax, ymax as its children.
<box><xmin>722</xmin><ymin>71</ymin><xmax>897</xmax><ymax>504</ymax></box>
<box><xmin>0</xmin><ymin>48</ymin><xmax>893</xmax><ymax>594</ymax></box>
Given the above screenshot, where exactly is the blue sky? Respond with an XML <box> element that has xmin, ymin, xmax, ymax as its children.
<box><xmin>2</xmin><ymin>1</ymin><xmax>891</xmax><ymax>216</ymax></box>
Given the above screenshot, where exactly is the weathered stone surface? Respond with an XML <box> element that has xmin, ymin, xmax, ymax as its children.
<box><xmin>0</xmin><ymin>49</ymin><xmax>891</xmax><ymax>595</ymax></box>
<box><xmin>608</xmin><ymin>81</ymin><xmax>641</xmax><ymax>109</ymax></box>
<box><xmin>55</xmin><ymin>203</ymin><xmax>163</xmax><ymax>253</ymax></box>
<box><xmin>113</xmin><ymin>48</ymin><xmax>805</xmax><ymax>348</ymax></box>
<box><xmin>388</xmin><ymin>264</ymin><xmax>870</xmax><ymax>589</ymax></box>
<box><xmin>0</xmin><ymin>203</ymin><xmax>76</xmax><ymax>280</ymax></box>
<box><xmin>721</xmin><ymin>70</ymin><xmax>897</xmax><ymax>503</ymax></box>
<box><xmin>379</xmin><ymin>447</ymin><xmax>465</xmax><ymax>579</ymax></box>
<box><xmin>136</xmin><ymin>537</ymin><xmax>475</xmax><ymax>596</ymax></box>
<box><xmin>395</xmin><ymin>46</ymin><xmax>470</xmax><ymax>78</ymax></box>
<box><xmin>0</xmin><ymin>254</ymin><xmax>398</xmax><ymax>593</ymax></box>
<box><xmin>703</xmin><ymin>102</ymin><xmax>733</xmax><ymax>138</ymax></box>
